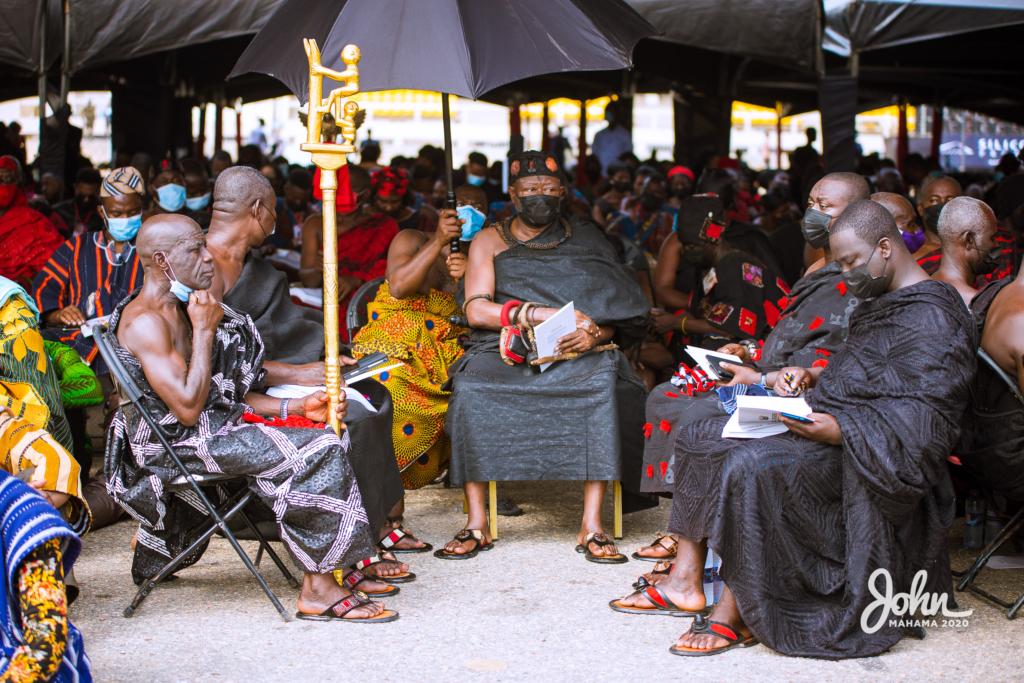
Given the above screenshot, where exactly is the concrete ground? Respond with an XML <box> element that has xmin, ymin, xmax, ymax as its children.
<box><xmin>72</xmin><ymin>480</ymin><xmax>1024</xmax><ymax>682</ymax></box>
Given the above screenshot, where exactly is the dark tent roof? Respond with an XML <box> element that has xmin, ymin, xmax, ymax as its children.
<box><xmin>0</xmin><ymin>0</ymin><xmax>62</xmax><ymax>71</ymax></box>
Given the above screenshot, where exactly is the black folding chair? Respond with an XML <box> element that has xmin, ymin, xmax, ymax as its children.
<box><xmin>346</xmin><ymin>276</ymin><xmax>386</xmax><ymax>339</ymax></box>
<box><xmin>955</xmin><ymin>348</ymin><xmax>1024</xmax><ymax>620</ymax></box>
<box><xmin>93</xmin><ymin>325</ymin><xmax>299</xmax><ymax>621</ymax></box>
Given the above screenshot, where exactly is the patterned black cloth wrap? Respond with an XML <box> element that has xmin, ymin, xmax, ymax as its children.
<box><xmin>104</xmin><ymin>293</ymin><xmax>377</xmax><ymax>584</ymax></box>
<box><xmin>445</xmin><ymin>216</ymin><xmax>655</xmax><ymax>511</ymax></box>
<box><xmin>642</xmin><ymin>262</ymin><xmax>858</xmax><ymax>494</ymax></box>
<box><xmin>222</xmin><ymin>252</ymin><xmax>326</xmax><ymax>365</ymax></box>
<box><xmin>668</xmin><ymin>280</ymin><xmax>977</xmax><ymax>659</ymax></box>
<box><xmin>954</xmin><ymin>277</ymin><xmax>1024</xmax><ymax>499</ymax></box>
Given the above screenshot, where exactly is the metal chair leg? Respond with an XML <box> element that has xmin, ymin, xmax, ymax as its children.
<box><xmin>235</xmin><ymin>507</ymin><xmax>299</xmax><ymax>589</ymax></box>
<box><xmin>613</xmin><ymin>481</ymin><xmax>622</xmax><ymax>539</ymax></box>
<box><xmin>956</xmin><ymin>505</ymin><xmax>1024</xmax><ymax>620</ymax></box>
<box><xmin>489</xmin><ymin>481</ymin><xmax>498</xmax><ymax>541</ymax></box>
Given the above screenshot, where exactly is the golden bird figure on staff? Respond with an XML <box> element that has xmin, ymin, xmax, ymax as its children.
<box><xmin>300</xmin><ymin>39</ymin><xmax>362</xmax><ymax>435</ymax></box>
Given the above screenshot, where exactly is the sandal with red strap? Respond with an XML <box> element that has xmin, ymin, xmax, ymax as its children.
<box><xmin>576</xmin><ymin>532</ymin><xmax>628</xmax><ymax>564</ymax></box>
<box><xmin>296</xmin><ymin>590</ymin><xmax>399</xmax><ymax>623</ymax></box>
<box><xmin>633</xmin><ymin>560</ymin><xmax>673</xmax><ymax>590</ymax></box>
<box><xmin>609</xmin><ymin>584</ymin><xmax>708</xmax><ymax>617</ymax></box>
<box><xmin>380</xmin><ymin>518</ymin><xmax>436</xmax><ymax>557</ymax></box>
<box><xmin>354</xmin><ymin>551</ymin><xmax>417</xmax><ymax>584</ymax></box>
<box><xmin>433</xmin><ymin>529</ymin><xmax>494</xmax><ymax>560</ymax></box>
<box><xmin>333</xmin><ymin>569</ymin><xmax>400</xmax><ymax>597</ymax></box>
<box><xmin>632</xmin><ymin>533</ymin><xmax>678</xmax><ymax>562</ymax></box>
<box><xmin>669</xmin><ymin>614</ymin><xmax>758</xmax><ymax>656</ymax></box>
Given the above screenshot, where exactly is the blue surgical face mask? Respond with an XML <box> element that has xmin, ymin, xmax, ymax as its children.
<box><xmin>456</xmin><ymin>204</ymin><xmax>487</xmax><ymax>241</ymax></box>
<box><xmin>467</xmin><ymin>174</ymin><xmax>485</xmax><ymax>187</ymax></box>
<box><xmin>159</xmin><ymin>252</ymin><xmax>194</xmax><ymax>303</ymax></box>
<box><xmin>185</xmin><ymin>192</ymin><xmax>210</xmax><ymax>211</ymax></box>
<box><xmin>156</xmin><ymin>183</ymin><xmax>187</xmax><ymax>212</ymax></box>
<box><xmin>102</xmin><ymin>207</ymin><xmax>142</xmax><ymax>242</ymax></box>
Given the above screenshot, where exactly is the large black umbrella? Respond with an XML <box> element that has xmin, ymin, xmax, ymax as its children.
<box><xmin>230</xmin><ymin>0</ymin><xmax>657</xmax><ymax>230</ymax></box>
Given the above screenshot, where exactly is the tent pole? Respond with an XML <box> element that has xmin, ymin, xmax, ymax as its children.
<box><xmin>442</xmin><ymin>93</ymin><xmax>459</xmax><ymax>254</ymax></box>
<box><xmin>38</xmin><ymin>0</ymin><xmax>48</xmax><ymax>140</ymax></box>
<box><xmin>541</xmin><ymin>102</ymin><xmax>550</xmax><ymax>151</ymax></box>
<box><xmin>930</xmin><ymin>103</ymin><xmax>943</xmax><ymax>160</ymax></box>
<box><xmin>60</xmin><ymin>0</ymin><xmax>70</xmax><ymax>105</ymax></box>
<box><xmin>196</xmin><ymin>104</ymin><xmax>206</xmax><ymax>161</ymax></box>
<box><xmin>576</xmin><ymin>99</ymin><xmax>588</xmax><ymax>188</ymax></box>
<box><xmin>214</xmin><ymin>102</ymin><xmax>223</xmax><ymax>153</ymax></box>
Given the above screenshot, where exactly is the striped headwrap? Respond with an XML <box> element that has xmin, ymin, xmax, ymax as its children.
<box><xmin>101</xmin><ymin>166</ymin><xmax>144</xmax><ymax>197</ymax></box>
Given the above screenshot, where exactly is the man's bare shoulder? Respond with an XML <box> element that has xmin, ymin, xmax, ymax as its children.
<box><xmin>391</xmin><ymin>228</ymin><xmax>429</xmax><ymax>252</ymax></box>
<box><xmin>982</xmin><ymin>281</ymin><xmax>1024</xmax><ymax>353</ymax></box>
<box><xmin>119</xmin><ymin>300</ymin><xmax>176</xmax><ymax>356</ymax></box>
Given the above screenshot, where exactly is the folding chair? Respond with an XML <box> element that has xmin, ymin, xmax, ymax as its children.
<box><xmin>954</xmin><ymin>348</ymin><xmax>1024</xmax><ymax>620</ymax></box>
<box><xmin>93</xmin><ymin>325</ymin><xmax>299</xmax><ymax>622</ymax></box>
<box><xmin>346</xmin><ymin>276</ymin><xmax>386</xmax><ymax>339</ymax></box>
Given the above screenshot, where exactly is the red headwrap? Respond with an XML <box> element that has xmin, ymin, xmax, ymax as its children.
<box><xmin>0</xmin><ymin>156</ymin><xmax>26</xmax><ymax>209</ymax></box>
<box><xmin>371</xmin><ymin>167</ymin><xmax>410</xmax><ymax>198</ymax></box>
<box><xmin>668</xmin><ymin>166</ymin><xmax>694</xmax><ymax>182</ymax></box>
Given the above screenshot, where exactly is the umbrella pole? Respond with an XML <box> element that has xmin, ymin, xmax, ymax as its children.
<box><xmin>442</xmin><ymin>94</ymin><xmax>460</xmax><ymax>254</ymax></box>
<box><xmin>300</xmin><ymin>39</ymin><xmax>363</xmax><ymax>436</ymax></box>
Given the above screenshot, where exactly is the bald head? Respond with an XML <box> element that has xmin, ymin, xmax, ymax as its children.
<box><xmin>871</xmin><ymin>192</ymin><xmax>918</xmax><ymax>234</ymax></box>
<box><xmin>138</xmin><ymin>214</ymin><xmax>202</xmax><ymax>260</ymax></box>
<box><xmin>937</xmin><ymin>196</ymin><xmax>997</xmax><ymax>248</ymax></box>
<box><xmin>830</xmin><ymin>199</ymin><xmax>902</xmax><ymax>248</ymax></box>
<box><xmin>212</xmin><ymin>166</ymin><xmax>276</xmax><ymax>216</ymax></box>
<box><xmin>138</xmin><ymin>214</ymin><xmax>214</xmax><ymax>290</ymax></box>
<box><xmin>816</xmin><ymin>173</ymin><xmax>870</xmax><ymax>204</ymax></box>
<box><xmin>919</xmin><ymin>175</ymin><xmax>962</xmax><ymax>209</ymax></box>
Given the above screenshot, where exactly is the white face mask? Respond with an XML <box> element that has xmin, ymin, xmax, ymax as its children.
<box><xmin>158</xmin><ymin>252</ymin><xmax>194</xmax><ymax>303</ymax></box>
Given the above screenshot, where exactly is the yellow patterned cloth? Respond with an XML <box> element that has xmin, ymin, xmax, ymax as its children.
<box><xmin>351</xmin><ymin>282</ymin><xmax>464</xmax><ymax>489</ymax></box>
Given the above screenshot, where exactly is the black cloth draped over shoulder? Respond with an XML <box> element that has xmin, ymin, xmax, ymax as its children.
<box><xmin>667</xmin><ymin>279</ymin><xmax>977</xmax><ymax>658</ymax></box>
<box><xmin>445</xmin><ymin>216</ymin><xmax>655</xmax><ymax>511</ymax></box>
<box><xmin>954</xmin><ymin>276</ymin><xmax>1024</xmax><ymax>499</ymax></box>
<box><xmin>223</xmin><ymin>252</ymin><xmax>325</xmax><ymax>365</ymax></box>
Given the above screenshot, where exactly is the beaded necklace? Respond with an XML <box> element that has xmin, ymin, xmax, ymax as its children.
<box><xmin>496</xmin><ymin>216</ymin><xmax>572</xmax><ymax>250</ymax></box>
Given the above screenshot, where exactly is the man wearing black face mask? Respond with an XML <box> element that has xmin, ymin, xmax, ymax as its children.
<box><xmin>607</xmin><ymin>173</ymin><xmax>674</xmax><ymax>256</ymax></box>
<box><xmin>639</xmin><ymin>199</ymin><xmax>976</xmax><ymax>659</ymax></box>
<box><xmin>592</xmin><ymin>162</ymin><xmax>633</xmax><ymax>228</ymax></box>
<box><xmin>913</xmin><ymin>175</ymin><xmax>961</xmax><ymax>270</ymax></box>
<box><xmin>651</xmin><ymin>196</ymin><xmax>786</xmax><ymax>351</ymax></box>
<box><xmin>53</xmin><ymin>167</ymin><xmax>104</xmax><ymax>236</ymax></box>
<box><xmin>441</xmin><ymin>150</ymin><xmax>653</xmax><ymax>562</ymax></box>
<box><xmin>933</xmin><ymin>196</ymin><xmax>1002</xmax><ymax>305</ymax></box>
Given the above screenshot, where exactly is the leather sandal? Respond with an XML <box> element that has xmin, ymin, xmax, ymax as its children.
<box><xmin>433</xmin><ymin>528</ymin><xmax>494</xmax><ymax>560</ymax></box>
<box><xmin>632</xmin><ymin>533</ymin><xmax>678</xmax><ymax>562</ymax></box>
<box><xmin>296</xmin><ymin>591</ymin><xmax>399</xmax><ymax>623</ymax></box>
<box><xmin>576</xmin><ymin>532</ymin><xmax>628</xmax><ymax>564</ymax></box>
<box><xmin>669</xmin><ymin>614</ymin><xmax>758</xmax><ymax>656</ymax></box>
<box><xmin>609</xmin><ymin>585</ymin><xmax>708</xmax><ymax>617</ymax></box>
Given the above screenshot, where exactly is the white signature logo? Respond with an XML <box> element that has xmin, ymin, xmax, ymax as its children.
<box><xmin>861</xmin><ymin>568</ymin><xmax>972</xmax><ymax>634</ymax></box>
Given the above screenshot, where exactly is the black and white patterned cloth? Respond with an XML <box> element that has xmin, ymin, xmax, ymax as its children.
<box><xmin>104</xmin><ymin>292</ymin><xmax>376</xmax><ymax>583</ymax></box>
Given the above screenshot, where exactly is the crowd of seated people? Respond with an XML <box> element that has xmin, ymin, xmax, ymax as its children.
<box><xmin>1</xmin><ymin>128</ymin><xmax>1024</xmax><ymax>679</ymax></box>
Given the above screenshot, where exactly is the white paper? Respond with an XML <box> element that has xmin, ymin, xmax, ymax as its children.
<box><xmin>289</xmin><ymin>287</ymin><xmax>323</xmax><ymax>307</ymax></box>
<box><xmin>534</xmin><ymin>301</ymin><xmax>576</xmax><ymax>371</ymax></box>
<box><xmin>266</xmin><ymin>385</ymin><xmax>377</xmax><ymax>414</ymax></box>
<box><xmin>268</xmin><ymin>248</ymin><xmax>302</xmax><ymax>270</ymax></box>
<box><xmin>723</xmin><ymin>396</ymin><xmax>812</xmax><ymax>439</ymax></box>
<box><xmin>685</xmin><ymin>345</ymin><xmax>743</xmax><ymax>380</ymax></box>
<box><xmin>987</xmin><ymin>555</ymin><xmax>1024</xmax><ymax>570</ymax></box>
<box><xmin>79</xmin><ymin>315</ymin><xmax>112</xmax><ymax>338</ymax></box>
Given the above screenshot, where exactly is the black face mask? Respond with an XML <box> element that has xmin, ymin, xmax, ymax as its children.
<box><xmin>800</xmin><ymin>208</ymin><xmax>833</xmax><ymax>249</ymax></box>
<box><xmin>970</xmin><ymin>242</ymin><xmax>1002</xmax><ymax>275</ymax></box>
<box><xmin>585</xmin><ymin>168</ymin><xmax>600</xmax><ymax>183</ymax></box>
<box><xmin>842</xmin><ymin>245</ymin><xmax>890</xmax><ymax>299</ymax></box>
<box><xmin>75</xmin><ymin>194</ymin><xmax>97</xmax><ymax>214</ymax></box>
<box><xmin>612</xmin><ymin>180</ymin><xmax>632</xmax><ymax>193</ymax></box>
<box><xmin>516</xmin><ymin>194</ymin><xmax>561</xmax><ymax>228</ymax></box>
<box><xmin>922</xmin><ymin>203</ymin><xmax>944</xmax><ymax>233</ymax></box>
<box><xmin>682</xmin><ymin>246</ymin><xmax>709</xmax><ymax>269</ymax></box>
<box><xmin>640</xmin><ymin>193</ymin><xmax>662</xmax><ymax>213</ymax></box>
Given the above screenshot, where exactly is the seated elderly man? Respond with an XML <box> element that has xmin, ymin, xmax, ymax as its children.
<box><xmin>634</xmin><ymin>171</ymin><xmax>869</xmax><ymax>561</ymax></box>
<box><xmin>201</xmin><ymin>166</ymin><xmax>406</xmax><ymax>581</ymax></box>
<box><xmin>932</xmin><ymin>197</ymin><xmax>1002</xmax><ymax>305</ymax></box>
<box><xmin>106</xmin><ymin>214</ymin><xmax>396</xmax><ymax>622</ymax></box>
<box><xmin>615</xmin><ymin>200</ymin><xmax>976</xmax><ymax>658</ymax></box>
<box><xmin>349</xmin><ymin>184</ymin><xmax>474</xmax><ymax>543</ymax></box>
<box><xmin>441</xmin><ymin>151</ymin><xmax>651</xmax><ymax>562</ymax></box>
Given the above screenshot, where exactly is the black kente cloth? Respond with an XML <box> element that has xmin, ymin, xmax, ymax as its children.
<box><xmin>104</xmin><ymin>294</ymin><xmax>378</xmax><ymax>583</ymax></box>
<box><xmin>642</xmin><ymin>263</ymin><xmax>859</xmax><ymax>494</ymax></box>
<box><xmin>223</xmin><ymin>252</ymin><xmax>326</xmax><ymax>365</ymax></box>
<box><xmin>445</xmin><ymin>217</ymin><xmax>654</xmax><ymax>509</ymax></box>
<box><xmin>693</xmin><ymin>251</ymin><xmax>787</xmax><ymax>349</ymax></box>
<box><xmin>954</xmin><ymin>276</ymin><xmax>1024</xmax><ymax>499</ymax></box>
<box><xmin>768</xmin><ymin>221</ymin><xmax>806</xmax><ymax>288</ymax></box>
<box><xmin>724</xmin><ymin>221</ymin><xmax>786</xmax><ymax>282</ymax></box>
<box><xmin>668</xmin><ymin>279</ymin><xmax>976</xmax><ymax>659</ymax></box>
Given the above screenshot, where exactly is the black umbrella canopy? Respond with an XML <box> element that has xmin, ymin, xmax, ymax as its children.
<box><xmin>229</xmin><ymin>0</ymin><xmax>657</xmax><ymax>102</ymax></box>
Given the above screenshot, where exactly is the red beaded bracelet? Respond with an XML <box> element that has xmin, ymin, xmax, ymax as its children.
<box><xmin>500</xmin><ymin>300</ymin><xmax>522</xmax><ymax>327</ymax></box>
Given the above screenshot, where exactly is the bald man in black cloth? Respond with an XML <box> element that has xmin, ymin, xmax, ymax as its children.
<box><xmin>614</xmin><ymin>200</ymin><xmax>977</xmax><ymax>659</ymax></box>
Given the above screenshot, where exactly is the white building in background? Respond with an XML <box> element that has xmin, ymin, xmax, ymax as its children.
<box><xmin>0</xmin><ymin>91</ymin><xmax>112</xmax><ymax>165</ymax></box>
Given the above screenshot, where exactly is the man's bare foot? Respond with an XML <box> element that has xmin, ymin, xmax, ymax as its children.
<box><xmin>380</xmin><ymin>519</ymin><xmax>427</xmax><ymax>551</ymax></box>
<box><xmin>673</xmin><ymin>588</ymin><xmax>752</xmax><ymax>652</ymax></box>
<box><xmin>578</xmin><ymin>526</ymin><xmax>619</xmax><ymax>558</ymax></box>
<box><xmin>338</xmin><ymin>570</ymin><xmax>391</xmax><ymax>594</ymax></box>
<box><xmin>360</xmin><ymin>554</ymin><xmax>410</xmax><ymax>578</ymax></box>
<box><xmin>617</xmin><ymin>576</ymin><xmax>706</xmax><ymax>613</ymax></box>
<box><xmin>441</xmin><ymin>526</ymin><xmax>491</xmax><ymax>555</ymax></box>
<box><xmin>635</xmin><ymin>533</ymin><xmax>679</xmax><ymax>560</ymax></box>
<box><xmin>297</xmin><ymin>573</ymin><xmax>384</xmax><ymax>619</ymax></box>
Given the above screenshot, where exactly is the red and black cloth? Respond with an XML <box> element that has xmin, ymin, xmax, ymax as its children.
<box><xmin>336</xmin><ymin>213</ymin><xmax>399</xmax><ymax>341</ymax></box>
<box><xmin>0</xmin><ymin>161</ymin><xmax>65</xmax><ymax>289</ymax></box>
<box><xmin>691</xmin><ymin>251</ymin><xmax>787</xmax><ymax>349</ymax></box>
<box><xmin>917</xmin><ymin>226</ymin><xmax>1018</xmax><ymax>287</ymax></box>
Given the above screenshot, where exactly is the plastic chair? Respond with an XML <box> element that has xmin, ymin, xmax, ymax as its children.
<box><xmin>346</xmin><ymin>276</ymin><xmax>386</xmax><ymax>339</ymax></box>
<box><xmin>955</xmin><ymin>348</ymin><xmax>1024</xmax><ymax>619</ymax></box>
<box><xmin>93</xmin><ymin>325</ymin><xmax>299</xmax><ymax>622</ymax></box>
